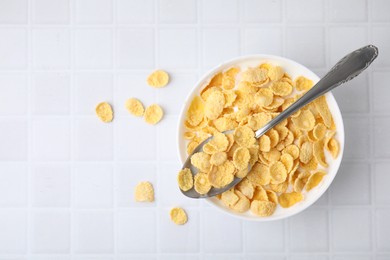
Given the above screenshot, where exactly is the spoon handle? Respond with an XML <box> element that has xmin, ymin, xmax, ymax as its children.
<box><xmin>255</xmin><ymin>45</ymin><xmax>378</xmax><ymax>138</ymax></box>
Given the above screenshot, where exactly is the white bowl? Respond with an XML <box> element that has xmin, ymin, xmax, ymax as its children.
<box><xmin>177</xmin><ymin>55</ymin><xmax>344</xmax><ymax>221</ymax></box>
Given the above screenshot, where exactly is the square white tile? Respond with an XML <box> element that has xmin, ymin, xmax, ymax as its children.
<box><xmin>372</xmin><ymin>71</ymin><xmax>390</xmax><ymax>113</ymax></box>
<box><xmin>0</xmin><ymin>0</ymin><xmax>27</xmax><ymax>23</ymax></box>
<box><xmin>372</xmin><ymin>26</ymin><xmax>390</xmax><ymax>68</ymax></box>
<box><xmin>243</xmin><ymin>0</ymin><xmax>282</xmax><ymax>22</ymax></box>
<box><xmin>73</xmin><ymin>163</ymin><xmax>113</xmax><ymax>208</ymax></box>
<box><xmin>286</xmin><ymin>0</ymin><xmax>324</xmax><ymax>22</ymax></box>
<box><xmin>201</xmin><ymin>0</ymin><xmax>238</xmax><ymax>23</ymax></box>
<box><xmin>75</xmin><ymin>0</ymin><xmax>113</xmax><ymax>24</ymax></box>
<box><xmin>116</xmin><ymin>209</ymin><xmax>157</xmax><ymax>253</ymax></box>
<box><xmin>0</xmin><ymin>119</ymin><xmax>28</xmax><ymax>161</ymax></box>
<box><xmin>330</xmin><ymin>162</ymin><xmax>370</xmax><ymax>205</ymax></box>
<box><xmin>116</xmin><ymin>0</ymin><xmax>155</xmax><ymax>24</ymax></box>
<box><xmin>0</xmin><ymin>163</ymin><xmax>27</xmax><ymax>207</ymax></box>
<box><xmin>32</xmin><ymin>0</ymin><xmax>70</xmax><ymax>24</ymax></box>
<box><xmin>202</xmin><ymin>209</ymin><xmax>242</xmax><ymax>253</ymax></box>
<box><xmin>374</xmin><ymin>117</ymin><xmax>390</xmax><ymax>158</ymax></box>
<box><xmin>32</xmin><ymin>73</ymin><xmax>71</xmax><ymax>115</ymax></box>
<box><xmin>158</xmin><ymin>28</ymin><xmax>198</xmax><ymax>69</ymax></box>
<box><xmin>157</xmin><ymin>116</ymin><xmax>179</xmax><ymax>161</ymax></box>
<box><xmin>116</xmin><ymin>28</ymin><xmax>155</xmax><ymax>69</ymax></box>
<box><xmin>244</xmin><ymin>27</ymin><xmax>283</xmax><ymax>56</ymax></box>
<box><xmin>374</xmin><ymin>163</ymin><xmax>390</xmax><ymax>204</ymax></box>
<box><xmin>157</xmin><ymin>162</ymin><xmax>198</xmax><ymax>207</ymax></box>
<box><xmin>0</xmin><ymin>73</ymin><xmax>28</xmax><ymax>115</ymax></box>
<box><xmin>376</xmin><ymin>208</ymin><xmax>390</xmax><ymax>251</ymax></box>
<box><xmin>156</xmin><ymin>72</ymin><xmax>198</xmax><ymax>115</ymax></box>
<box><xmin>115</xmin><ymin>162</ymin><xmax>157</xmax><ymax>207</ymax></box>
<box><xmin>244</xmin><ymin>220</ymin><xmax>285</xmax><ymax>252</ymax></box>
<box><xmin>285</xmin><ymin>27</ymin><xmax>325</xmax><ymax>69</ymax></box>
<box><xmin>72</xmin><ymin>210</ymin><xmax>114</xmax><ymax>253</ymax></box>
<box><xmin>343</xmin><ymin>116</ymin><xmax>370</xmax><ymax>159</ymax></box>
<box><xmin>371</xmin><ymin>0</ymin><xmax>390</xmax><ymax>22</ymax></box>
<box><xmin>74</xmin><ymin>29</ymin><xmax>113</xmax><ymax>69</ymax></box>
<box><xmin>202</xmin><ymin>28</ymin><xmax>240</xmax><ymax>69</ymax></box>
<box><xmin>114</xmin><ymin>116</ymin><xmax>156</xmax><ymax>161</ymax></box>
<box><xmin>159</xmin><ymin>208</ymin><xmax>199</xmax><ymax>253</ymax></box>
<box><xmin>73</xmin><ymin>72</ymin><xmax>113</xmax><ymax>115</ymax></box>
<box><xmin>159</xmin><ymin>0</ymin><xmax>197</xmax><ymax>23</ymax></box>
<box><xmin>329</xmin><ymin>0</ymin><xmax>367</xmax><ymax>22</ymax></box>
<box><xmin>31</xmin><ymin>163</ymin><xmax>70</xmax><ymax>207</ymax></box>
<box><xmin>0</xmin><ymin>210</ymin><xmax>27</xmax><ymax>253</ymax></box>
<box><xmin>289</xmin><ymin>209</ymin><xmax>329</xmax><ymax>252</ymax></box>
<box><xmin>30</xmin><ymin>210</ymin><xmax>70</xmax><ymax>253</ymax></box>
<box><xmin>73</xmin><ymin>118</ymin><xmax>113</xmax><ymax>161</ymax></box>
<box><xmin>32</xmin><ymin>118</ymin><xmax>71</xmax><ymax>161</ymax></box>
<box><xmin>0</xmin><ymin>28</ymin><xmax>27</xmax><ymax>69</ymax></box>
<box><xmin>32</xmin><ymin>28</ymin><xmax>70</xmax><ymax>69</ymax></box>
<box><xmin>331</xmin><ymin>209</ymin><xmax>371</xmax><ymax>251</ymax></box>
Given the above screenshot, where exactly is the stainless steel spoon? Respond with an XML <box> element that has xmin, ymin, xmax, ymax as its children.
<box><xmin>181</xmin><ymin>45</ymin><xmax>378</xmax><ymax>199</ymax></box>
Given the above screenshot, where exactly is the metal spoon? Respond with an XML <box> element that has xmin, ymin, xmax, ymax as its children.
<box><xmin>181</xmin><ymin>45</ymin><xmax>378</xmax><ymax>199</ymax></box>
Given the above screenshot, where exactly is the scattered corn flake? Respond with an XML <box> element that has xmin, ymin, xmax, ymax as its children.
<box><xmin>95</xmin><ymin>102</ymin><xmax>113</xmax><ymax>123</ymax></box>
<box><xmin>306</xmin><ymin>170</ymin><xmax>326</xmax><ymax>191</ymax></box>
<box><xmin>270</xmin><ymin>161</ymin><xmax>288</xmax><ymax>184</ymax></box>
<box><xmin>144</xmin><ymin>104</ymin><xmax>164</xmax><ymax>125</ymax></box>
<box><xmin>170</xmin><ymin>207</ymin><xmax>187</xmax><ymax>225</ymax></box>
<box><xmin>135</xmin><ymin>181</ymin><xmax>154</xmax><ymax>202</ymax></box>
<box><xmin>125</xmin><ymin>98</ymin><xmax>144</xmax><ymax>117</ymax></box>
<box><xmin>147</xmin><ymin>70</ymin><xmax>169</xmax><ymax>88</ymax></box>
<box><xmin>210</xmin><ymin>151</ymin><xmax>227</xmax><ymax>166</ymax></box>
<box><xmin>177</xmin><ymin>168</ymin><xmax>194</xmax><ymax>191</ymax></box>
<box><xmin>233</xmin><ymin>147</ymin><xmax>251</xmax><ymax>170</ymax></box>
<box><xmin>194</xmin><ymin>172</ymin><xmax>212</xmax><ymax>195</ymax></box>
<box><xmin>250</xmin><ymin>200</ymin><xmax>277</xmax><ymax>217</ymax></box>
<box><xmin>278</xmin><ymin>192</ymin><xmax>303</xmax><ymax>208</ymax></box>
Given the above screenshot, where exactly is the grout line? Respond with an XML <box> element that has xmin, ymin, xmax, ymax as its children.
<box><xmin>112</xmin><ymin>0</ymin><xmax>117</xmax><ymax>256</ymax></box>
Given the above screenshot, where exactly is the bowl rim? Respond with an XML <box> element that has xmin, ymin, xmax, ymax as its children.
<box><xmin>176</xmin><ymin>54</ymin><xmax>345</xmax><ymax>221</ymax></box>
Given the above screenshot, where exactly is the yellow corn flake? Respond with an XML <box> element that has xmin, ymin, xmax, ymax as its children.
<box><xmin>269</xmin><ymin>161</ymin><xmax>288</xmax><ymax>184</ymax></box>
<box><xmin>280</xmin><ymin>153</ymin><xmax>294</xmax><ymax>173</ymax></box>
<box><xmin>268</xmin><ymin>66</ymin><xmax>284</xmax><ymax>81</ymax></box>
<box><xmin>313</xmin><ymin>139</ymin><xmax>328</xmax><ymax>167</ymax></box>
<box><xmin>191</xmin><ymin>152</ymin><xmax>211</xmax><ymax>172</ymax></box>
<box><xmin>207</xmin><ymin>72</ymin><xmax>223</xmax><ymax>88</ymax></box>
<box><xmin>276</xmin><ymin>125</ymin><xmax>289</xmax><ymax>141</ymax></box>
<box><xmin>327</xmin><ymin>137</ymin><xmax>339</xmax><ymax>159</ymax></box>
<box><xmin>266</xmin><ymin>190</ymin><xmax>278</xmax><ymax>204</ymax></box>
<box><xmin>313</xmin><ymin>123</ymin><xmax>327</xmax><ymax>140</ymax></box>
<box><xmin>270</xmin><ymin>81</ymin><xmax>293</xmax><ymax>97</ymax></box>
<box><xmin>221</xmin><ymin>189</ymin><xmax>239</xmax><ymax>207</ymax></box>
<box><xmin>278</xmin><ymin>192</ymin><xmax>303</xmax><ymax>208</ymax></box>
<box><xmin>267</xmin><ymin>129</ymin><xmax>280</xmax><ymax>148</ymax></box>
<box><xmin>184</xmin><ymin>131</ymin><xmax>195</xmax><ymax>140</ymax></box>
<box><xmin>306</xmin><ymin>171</ymin><xmax>326</xmax><ymax>191</ymax></box>
<box><xmin>213</xmin><ymin>117</ymin><xmax>238</xmax><ymax>132</ymax></box>
<box><xmin>201</xmin><ymin>86</ymin><xmax>222</xmax><ymax>101</ymax></box>
<box><xmin>234</xmin><ymin>126</ymin><xmax>256</xmax><ymax>148</ymax></box>
<box><xmin>186</xmin><ymin>96</ymin><xmax>204</xmax><ymax>126</ymax></box>
<box><xmin>144</xmin><ymin>104</ymin><xmax>164</xmax><ymax>125</ymax></box>
<box><xmin>264</xmin><ymin>97</ymin><xmax>284</xmax><ymax>110</ymax></box>
<box><xmin>295</xmin><ymin>76</ymin><xmax>313</xmax><ymax>91</ymax></box>
<box><xmin>297</xmin><ymin>135</ymin><xmax>309</xmax><ymax>148</ymax></box>
<box><xmin>252</xmin><ymin>185</ymin><xmax>268</xmax><ymax>201</ymax></box>
<box><xmin>177</xmin><ymin>168</ymin><xmax>194</xmax><ymax>191</ymax></box>
<box><xmin>204</xmin><ymin>90</ymin><xmax>225</xmax><ymax>120</ymax></box>
<box><xmin>299</xmin><ymin>141</ymin><xmax>313</xmax><ymax>164</ymax></box>
<box><xmin>223</xmin><ymin>90</ymin><xmax>237</xmax><ymax>107</ymax></box>
<box><xmin>222</xmin><ymin>74</ymin><xmax>235</xmax><ymax>90</ymax></box>
<box><xmin>236</xmin><ymin>178</ymin><xmax>254</xmax><ymax>199</ymax></box>
<box><xmin>238</xmin><ymin>81</ymin><xmax>258</xmax><ymax>94</ymax></box>
<box><xmin>125</xmin><ymin>98</ymin><xmax>144</xmax><ymax>117</ymax></box>
<box><xmin>293</xmin><ymin>177</ymin><xmax>306</xmax><ymax>192</ymax></box>
<box><xmin>208</xmin><ymin>161</ymin><xmax>235</xmax><ymax>188</ymax></box>
<box><xmin>282</xmin><ymin>144</ymin><xmax>300</xmax><ymax>160</ymax></box>
<box><xmin>314</xmin><ymin>96</ymin><xmax>333</xmax><ymax>128</ymax></box>
<box><xmin>210</xmin><ymin>151</ymin><xmax>227</xmax><ymax>166</ymax></box>
<box><xmin>235</xmin><ymin>168</ymin><xmax>248</xmax><ymax>178</ymax></box>
<box><xmin>248</xmin><ymin>112</ymin><xmax>272</xmax><ymax>131</ymax></box>
<box><xmin>233</xmin><ymin>147</ymin><xmax>250</xmax><ymax>170</ymax></box>
<box><xmin>263</xmin><ymin>148</ymin><xmax>281</xmax><ymax>162</ymax></box>
<box><xmin>147</xmin><ymin>70</ymin><xmax>169</xmax><ymax>88</ymax></box>
<box><xmin>270</xmin><ymin>181</ymin><xmax>288</xmax><ymax>193</ymax></box>
<box><xmin>259</xmin><ymin>135</ymin><xmax>271</xmax><ymax>152</ymax></box>
<box><xmin>194</xmin><ymin>172</ymin><xmax>212</xmax><ymax>195</ymax></box>
<box><xmin>135</xmin><ymin>181</ymin><xmax>154</xmax><ymax>202</ymax></box>
<box><xmin>301</xmin><ymin>156</ymin><xmax>319</xmax><ymax>171</ymax></box>
<box><xmin>246</xmin><ymin>163</ymin><xmax>270</xmax><ymax>186</ymax></box>
<box><xmin>291</xmin><ymin>109</ymin><xmax>315</xmax><ymax>130</ymax></box>
<box><xmin>170</xmin><ymin>207</ymin><xmax>187</xmax><ymax>225</ymax></box>
<box><xmin>283</xmin><ymin>130</ymin><xmax>294</xmax><ymax>146</ymax></box>
<box><xmin>231</xmin><ymin>190</ymin><xmax>250</xmax><ymax>213</ymax></box>
<box><xmin>209</xmin><ymin>132</ymin><xmax>229</xmax><ymax>152</ymax></box>
<box><xmin>248</xmin><ymin>145</ymin><xmax>260</xmax><ymax>166</ymax></box>
<box><xmin>241</xmin><ymin>67</ymin><xmax>268</xmax><ymax>83</ymax></box>
<box><xmin>95</xmin><ymin>102</ymin><xmax>113</xmax><ymax>123</ymax></box>
<box><xmin>250</xmin><ymin>200</ymin><xmax>276</xmax><ymax>217</ymax></box>
<box><xmin>187</xmin><ymin>141</ymin><xmax>199</xmax><ymax>155</ymax></box>
<box><xmin>254</xmin><ymin>88</ymin><xmax>274</xmax><ymax>107</ymax></box>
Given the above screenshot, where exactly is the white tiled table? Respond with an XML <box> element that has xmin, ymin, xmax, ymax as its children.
<box><xmin>0</xmin><ymin>0</ymin><xmax>389</xmax><ymax>259</ymax></box>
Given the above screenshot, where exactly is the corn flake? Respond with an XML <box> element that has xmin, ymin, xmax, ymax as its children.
<box><xmin>177</xmin><ymin>168</ymin><xmax>194</xmax><ymax>191</ymax></box>
<box><xmin>144</xmin><ymin>104</ymin><xmax>164</xmax><ymax>125</ymax></box>
<box><xmin>194</xmin><ymin>172</ymin><xmax>212</xmax><ymax>194</ymax></box>
<box><xmin>170</xmin><ymin>207</ymin><xmax>187</xmax><ymax>225</ymax></box>
<box><xmin>205</xmin><ymin>90</ymin><xmax>225</xmax><ymax>120</ymax></box>
<box><xmin>278</xmin><ymin>192</ymin><xmax>303</xmax><ymax>208</ymax></box>
<box><xmin>231</xmin><ymin>190</ymin><xmax>250</xmax><ymax>213</ymax></box>
<box><xmin>208</xmin><ymin>161</ymin><xmax>235</xmax><ymax>188</ymax></box>
<box><xmin>270</xmin><ymin>161</ymin><xmax>288</xmax><ymax>184</ymax></box>
<box><xmin>270</xmin><ymin>81</ymin><xmax>293</xmax><ymax>96</ymax></box>
<box><xmin>233</xmin><ymin>147</ymin><xmax>250</xmax><ymax>170</ymax></box>
<box><xmin>125</xmin><ymin>98</ymin><xmax>144</xmax><ymax>117</ymax></box>
<box><xmin>234</xmin><ymin>126</ymin><xmax>256</xmax><ymax>148</ymax></box>
<box><xmin>135</xmin><ymin>181</ymin><xmax>154</xmax><ymax>202</ymax></box>
<box><xmin>147</xmin><ymin>70</ymin><xmax>169</xmax><ymax>88</ymax></box>
<box><xmin>186</xmin><ymin>96</ymin><xmax>204</xmax><ymax>126</ymax></box>
<box><xmin>295</xmin><ymin>76</ymin><xmax>313</xmax><ymax>91</ymax></box>
<box><xmin>306</xmin><ymin>170</ymin><xmax>326</xmax><ymax>191</ymax></box>
<box><xmin>191</xmin><ymin>152</ymin><xmax>211</xmax><ymax>172</ymax></box>
<box><xmin>246</xmin><ymin>163</ymin><xmax>270</xmax><ymax>186</ymax></box>
<box><xmin>210</xmin><ymin>151</ymin><xmax>227</xmax><ymax>166</ymax></box>
<box><xmin>291</xmin><ymin>109</ymin><xmax>315</xmax><ymax>130</ymax></box>
<box><xmin>96</xmin><ymin>102</ymin><xmax>113</xmax><ymax>123</ymax></box>
<box><xmin>250</xmin><ymin>200</ymin><xmax>277</xmax><ymax>217</ymax></box>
